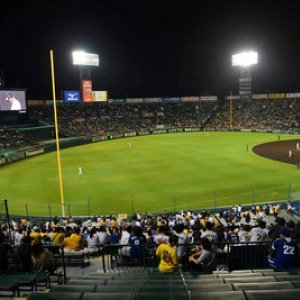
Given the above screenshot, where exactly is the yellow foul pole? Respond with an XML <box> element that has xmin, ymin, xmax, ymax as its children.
<box><xmin>50</xmin><ymin>50</ymin><xmax>65</xmax><ymax>217</ymax></box>
<box><xmin>229</xmin><ymin>91</ymin><xmax>233</xmax><ymax>129</ymax></box>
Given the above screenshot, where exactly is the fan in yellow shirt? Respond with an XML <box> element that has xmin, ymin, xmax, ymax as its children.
<box><xmin>63</xmin><ymin>227</ymin><xmax>84</xmax><ymax>251</ymax></box>
<box><xmin>156</xmin><ymin>235</ymin><xmax>180</xmax><ymax>273</ymax></box>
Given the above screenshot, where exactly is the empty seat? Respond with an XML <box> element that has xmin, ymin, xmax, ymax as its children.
<box><xmin>135</xmin><ymin>292</ymin><xmax>189</xmax><ymax>300</ymax></box>
<box><xmin>223</xmin><ymin>276</ymin><xmax>276</xmax><ymax>283</ymax></box>
<box><xmin>27</xmin><ymin>292</ymin><xmax>83</xmax><ymax>300</ymax></box>
<box><xmin>81</xmin><ymin>274</ymin><xmax>116</xmax><ymax>280</ymax></box>
<box><xmin>275</xmin><ymin>275</ymin><xmax>300</xmax><ymax>281</ymax></box>
<box><xmin>50</xmin><ymin>285</ymin><xmax>96</xmax><ymax>293</ymax></box>
<box><xmin>245</xmin><ymin>289</ymin><xmax>300</xmax><ymax>300</ymax></box>
<box><xmin>139</xmin><ymin>286</ymin><xmax>186</xmax><ymax>293</ymax></box>
<box><xmin>232</xmin><ymin>281</ymin><xmax>295</xmax><ymax>291</ymax></box>
<box><xmin>67</xmin><ymin>279</ymin><xmax>106</xmax><ymax>286</ymax></box>
<box><xmin>7</xmin><ymin>274</ymin><xmax>37</xmax><ymax>291</ymax></box>
<box><xmin>184</xmin><ymin>278</ymin><xmax>224</xmax><ymax>285</ymax></box>
<box><xmin>82</xmin><ymin>292</ymin><xmax>135</xmax><ymax>300</ymax></box>
<box><xmin>262</xmin><ymin>270</ymin><xmax>297</xmax><ymax>275</ymax></box>
<box><xmin>186</xmin><ymin>282</ymin><xmax>233</xmax><ymax>292</ymax></box>
<box><xmin>217</xmin><ymin>272</ymin><xmax>263</xmax><ymax>278</ymax></box>
<box><xmin>95</xmin><ymin>285</ymin><xmax>140</xmax><ymax>293</ymax></box>
<box><xmin>291</xmin><ymin>281</ymin><xmax>300</xmax><ymax>288</ymax></box>
<box><xmin>189</xmin><ymin>290</ymin><xmax>246</xmax><ymax>300</ymax></box>
<box><xmin>106</xmin><ymin>279</ymin><xmax>145</xmax><ymax>285</ymax></box>
<box><xmin>0</xmin><ymin>277</ymin><xmax>19</xmax><ymax>297</ymax></box>
<box><xmin>183</xmin><ymin>274</ymin><xmax>216</xmax><ymax>280</ymax></box>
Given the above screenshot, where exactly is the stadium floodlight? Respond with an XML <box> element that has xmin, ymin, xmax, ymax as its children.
<box><xmin>72</xmin><ymin>51</ymin><xmax>99</xmax><ymax>66</ymax></box>
<box><xmin>232</xmin><ymin>51</ymin><xmax>257</xmax><ymax>67</ymax></box>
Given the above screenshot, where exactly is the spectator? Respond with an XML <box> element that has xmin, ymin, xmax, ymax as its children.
<box><xmin>119</xmin><ymin>226</ymin><xmax>132</xmax><ymax>256</ymax></box>
<box><xmin>108</xmin><ymin>228</ymin><xmax>119</xmax><ymax>245</ymax></box>
<box><xmin>30</xmin><ymin>226</ymin><xmax>42</xmax><ymax>244</ymax></box>
<box><xmin>156</xmin><ymin>234</ymin><xmax>180</xmax><ymax>273</ymax></box>
<box><xmin>0</xmin><ymin>231</ymin><xmax>20</xmax><ymax>274</ymax></box>
<box><xmin>173</xmin><ymin>223</ymin><xmax>191</xmax><ymax>271</ymax></box>
<box><xmin>201</xmin><ymin>221</ymin><xmax>218</xmax><ymax>243</ymax></box>
<box><xmin>129</xmin><ymin>225</ymin><xmax>147</xmax><ymax>261</ymax></box>
<box><xmin>14</xmin><ymin>228</ymin><xmax>24</xmax><ymax>246</ymax></box>
<box><xmin>248</xmin><ymin>221</ymin><xmax>267</xmax><ymax>242</ymax></box>
<box><xmin>96</xmin><ymin>226</ymin><xmax>109</xmax><ymax>246</ymax></box>
<box><xmin>227</xmin><ymin>226</ymin><xmax>239</xmax><ymax>243</ymax></box>
<box><xmin>268</xmin><ymin>227</ymin><xmax>298</xmax><ymax>269</ymax></box>
<box><xmin>31</xmin><ymin>242</ymin><xmax>54</xmax><ymax>272</ymax></box>
<box><xmin>268</xmin><ymin>217</ymin><xmax>286</xmax><ymax>241</ymax></box>
<box><xmin>51</xmin><ymin>226</ymin><xmax>65</xmax><ymax>246</ymax></box>
<box><xmin>86</xmin><ymin>227</ymin><xmax>100</xmax><ymax>248</ymax></box>
<box><xmin>64</xmin><ymin>227</ymin><xmax>84</xmax><ymax>251</ymax></box>
<box><xmin>237</xmin><ymin>224</ymin><xmax>248</xmax><ymax>242</ymax></box>
<box><xmin>154</xmin><ymin>226</ymin><xmax>169</xmax><ymax>245</ymax></box>
<box><xmin>18</xmin><ymin>236</ymin><xmax>32</xmax><ymax>272</ymax></box>
<box><xmin>188</xmin><ymin>237</ymin><xmax>213</xmax><ymax>271</ymax></box>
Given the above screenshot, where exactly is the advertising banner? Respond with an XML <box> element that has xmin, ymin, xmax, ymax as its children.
<box><xmin>251</xmin><ymin>94</ymin><xmax>268</xmax><ymax>100</ymax></box>
<box><xmin>92</xmin><ymin>91</ymin><xmax>108</xmax><ymax>102</ymax></box>
<box><xmin>27</xmin><ymin>100</ymin><xmax>45</xmax><ymax>106</ymax></box>
<box><xmin>286</xmin><ymin>93</ymin><xmax>300</xmax><ymax>98</ymax></box>
<box><xmin>45</xmin><ymin>100</ymin><xmax>64</xmax><ymax>106</ymax></box>
<box><xmin>82</xmin><ymin>80</ymin><xmax>93</xmax><ymax>102</ymax></box>
<box><xmin>268</xmin><ymin>93</ymin><xmax>285</xmax><ymax>99</ymax></box>
<box><xmin>144</xmin><ymin>98</ymin><xmax>162</xmax><ymax>102</ymax></box>
<box><xmin>108</xmin><ymin>99</ymin><xmax>126</xmax><ymax>104</ymax></box>
<box><xmin>200</xmin><ymin>96</ymin><xmax>218</xmax><ymax>101</ymax></box>
<box><xmin>126</xmin><ymin>98</ymin><xmax>144</xmax><ymax>103</ymax></box>
<box><xmin>64</xmin><ymin>90</ymin><xmax>81</xmax><ymax>102</ymax></box>
<box><xmin>181</xmin><ymin>96</ymin><xmax>200</xmax><ymax>101</ymax></box>
<box><xmin>162</xmin><ymin>97</ymin><xmax>181</xmax><ymax>101</ymax></box>
<box><xmin>224</xmin><ymin>95</ymin><xmax>240</xmax><ymax>100</ymax></box>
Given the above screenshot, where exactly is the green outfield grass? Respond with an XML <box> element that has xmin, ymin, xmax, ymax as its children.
<box><xmin>1</xmin><ymin>131</ymin><xmax>300</xmax><ymax>217</ymax></box>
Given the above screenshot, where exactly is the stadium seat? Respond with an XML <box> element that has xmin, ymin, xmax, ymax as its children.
<box><xmin>232</xmin><ymin>281</ymin><xmax>295</xmax><ymax>291</ymax></box>
<box><xmin>274</xmin><ymin>275</ymin><xmax>300</xmax><ymax>281</ymax></box>
<box><xmin>82</xmin><ymin>292</ymin><xmax>135</xmax><ymax>300</ymax></box>
<box><xmin>244</xmin><ymin>289</ymin><xmax>300</xmax><ymax>300</ymax></box>
<box><xmin>95</xmin><ymin>285</ymin><xmax>141</xmax><ymax>293</ymax></box>
<box><xmin>291</xmin><ymin>281</ymin><xmax>300</xmax><ymax>288</ymax></box>
<box><xmin>185</xmin><ymin>282</ymin><xmax>233</xmax><ymax>292</ymax></box>
<box><xmin>135</xmin><ymin>292</ymin><xmax>189</xmax><ymax>300</ymax></box>
<box><xmin>27</xmin><ymin>291</ymin><xmax>83</xmax><ymax>300</ymax></box>
<box><xmin>0</xmin><ymin>277</ymin><xmax>19</xmax><ymax>297</ymax></box>
<box><xmin>216</xmin><ymin>272</ymin><xmax>263</xmax><ymax>278</ymax></box>
<box><xmin>50</xmin><ymin>285</ymin><xmax>97</xmax><ymax>293</ymax></box>
<box><xmin>66</xmin><ymin>279</ymin><xmax>106</xmax><ymax>286</ymax></box>
<box><xmin>189</xmin><ymin>290</ymin><xmax>246</xmax><ymax>300</ymax></box>
<box><xmin>222</xmin><ymin>276</ymin><xmax>276</xmax><ymax>283</ymax></box>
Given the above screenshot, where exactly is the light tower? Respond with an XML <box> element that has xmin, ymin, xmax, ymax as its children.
<box><xmin>72</xmin><ymin>51</ymin><xmax>99</xmax><ymax>102</ymax></box>
<box><xmin>232</xmin><ymin>51</ymin><xmax>258</xmax><ymax>100</ymax></box>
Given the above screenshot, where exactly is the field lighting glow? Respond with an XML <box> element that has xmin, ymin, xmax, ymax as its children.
<box><xmin>232</xmin><ymin>51</ymin><xmax>258</xmax><ymax>67</ymax></box>
<box><xmin>72</xmin><ymin>51</ymin><xmax>99</xmax><ymax>66</ymax></box>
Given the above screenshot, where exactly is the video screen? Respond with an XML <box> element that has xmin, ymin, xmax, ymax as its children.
<box><xmin>0</xmin><ymin>89</ymin><xmax>27</xmax><ymax>111</ymax></box>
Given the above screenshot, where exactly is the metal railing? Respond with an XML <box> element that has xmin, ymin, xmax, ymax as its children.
<box><xmin>101</xmin><ymin>241</ymin><xmax>275</xmax><ymax>273</ymax></box>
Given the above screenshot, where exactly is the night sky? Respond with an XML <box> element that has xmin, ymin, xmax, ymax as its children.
<box><xmin>1</xmin><ymin>0</ymin><xmax>300</xmax><ymax>99</ymax></box>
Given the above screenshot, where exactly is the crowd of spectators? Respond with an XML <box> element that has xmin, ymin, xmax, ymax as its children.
<box><xmin>1</xmin><ymin>203</ymin><xmax>300</xmax><ymax>273</ymax></box>
<box><xmin>0</xmin><ymin>128</ymin><xmax>28</xmax><ymax>152</ymax></box>
<box><xmin>205</xmin><ymin>98</ymin><xmax>300</xmax><ymax>132</ymax></box>
<box><xmin>29</xmin><ymin>101</ymin><xmax>215</xmax><ymax>136</ymax></box>
<box><xmin>2</xmin><ymin>97</ymin><xmax>300</xmax><ymax>151</ymax></box>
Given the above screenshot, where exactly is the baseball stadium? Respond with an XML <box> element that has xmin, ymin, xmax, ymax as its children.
<box><xmin>1</xmin><ymin>90</ymin><xmax>300</xmax><ymax>217</ymax></box>
<box><xmin>2</xmin><ymin>72</ymin><xmax>300</xmax><ymax>296</ymax></box>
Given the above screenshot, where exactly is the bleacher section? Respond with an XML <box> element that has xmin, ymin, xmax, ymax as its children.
<box><xmin>15</xmin><ymin>268</ymin><xmax>300</xmax><ymax>300</ymax></box>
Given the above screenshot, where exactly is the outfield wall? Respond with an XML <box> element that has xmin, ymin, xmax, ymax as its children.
<box><xmin>0</xmin><ymin>127</ymin><xmax>205</xmax><ymax>166</ymax></box>
<box><xmin>2</xmin><ymin>126</ymin><xmax>300</xmax><ymax>167</ymax></box>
